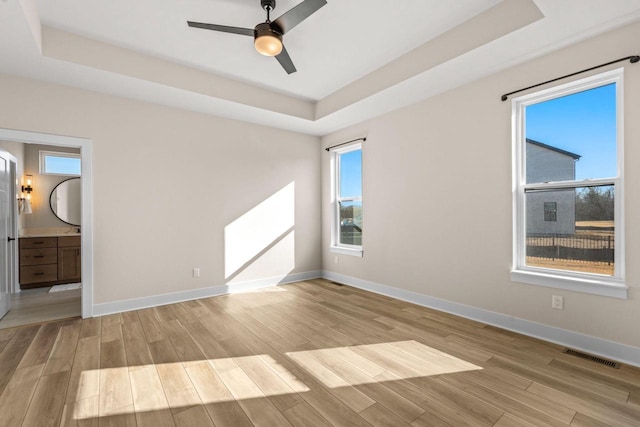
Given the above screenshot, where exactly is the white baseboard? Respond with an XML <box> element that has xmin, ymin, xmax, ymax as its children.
<box><xmin>323</xmin><ymin>271</ymin><xmax>640</xmax><ymax>368</ymax></box>
<box><xmin>92</xmin><ymin>270</ymin><xmax>322</xmax><ymax>317</ymax></box>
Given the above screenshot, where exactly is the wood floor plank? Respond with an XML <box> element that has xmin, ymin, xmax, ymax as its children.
<box><xmin>66</xmin><ymin>336</ymin><xmax>101</xmax><ymax>405</ymax></box>
<box><xmin>360</xmin><ymin>402</ymin><xmax>413</xmax><ymax>427</ymax></box>
<box><xmin>304</xmin><ymin>345</ymin><xmax>425</xmax><ymax>423</ymax></box>
<box><xmin>180</xmin><ymin>316</ymin><xmax>231</xmax><ymax>359</ymax></box>
<box><xmin>184</xmin><ymin>360</ymin><xmax>253</xmax><ymax>427</ymax></box>
<box><xmin>212</xmin><ymin>359</ymin><xmax>295</xmax><ymax>427</ymax></box>
<box><xmin>235</xmin><ymin>353</ymin><xmax>304</xmax><ymax>412</ymax></box>
<box><xmin>493</xmin><ymin>413</ymin><xmax>536</xmax><ymax>427</ymax></box>
<box><xmin>570</xmin><ymin>412</ymin><xmax>611</xmax><ymax>427</ymax></box>
<box><xmin>527</xmin><ymin>381</ymin><xmax>640</xmax><ymax>426</ymax></box>
<box><xmin>22</xmin><ymin>370</ymin><xmax>71</xmax><ymax>427</ymax></box>
<box><xmin>97</xmin><ymin>410</ymin><xmax>137</xmax><ymax>427</ymax></box>
<box><xmin>60</xmin><ymin>397</ymin><xmax>100</xmax><ymax>427</ymax></box>
<box><xmin>286</xmin><ymin>350</ymin><xmax>375</xmax><ymax>413</ymax></box>
<box><xmin>0</xmin><ymin>327</ymin><xmax>16</xmax><ymax>342</ymax></box>
<box><xmin>159</xmin><ymin>319</ymin><xmax>206</xmax><ymax>362</ymax></box>
<box><xmin>282</xmin><ymin>401</ymin><xmax>333</xmax><ymax>427</ymax></box>
<box><xmin>17</xmin><ymin>322</ymin><xmax>62</xmax><ymax>369</ymax></box>
<box><xmin>172</xmin><ymin>404</ymin><xmax>215</xmax><ymax>427</ymax></box>
<box><xmin>80</xmin><ymin>317</ymin><xmax>102</xmax><ymax>339</ymax></box>
<box><xmin>148</xmin><ymin>339</ymin><xmax>181</xmax><ymax>365</ymax></box>
<box><xmin>453</xmin><ymin>369</ymin><xmax>575</xmax><ymax>424</ymax></box>
<box><xmin>0</xmin><ymin>324</ymin><xmax>40</xmax><ymax>394</ymax></box>
<box><xmin>122</xmin><ymin>320</ymin><xmax>154</xmax><ymax>367</ymax></box>
<box><xmin>129</xmin><ymin>364</ymin><xmax>176</xmax><ymax>427</ymax></box>
<box><xmin>435</xmin><ymin>374</ymin><xmax>564</xmax><ymax>427</ymax></box>
<box><xmin>488</xmin><ymin>355</ymin><xmax>632</xmax><ymax>405</ymax></box>
<box><xmin>0</xmin><ymin>364</ymin><xmax>45</xmax><ymax>427</ymax></box>
<box><xmin>138</xmin><ymin>308</ymin><xmax>166</xmax><ymax>343</ymax></box>
<box><xmin>155</xmin><ymin>361</ymin><xmax>202</xmax><ymax>414</ymax></box>
<box><xmin>98</xmin><ymin>366</ymin><xmax>133</xmax><ymax>418</ymax></box>
<box><xmin>44</xmin><ymin>320</ymin><xmax>82</xmax><ymax>375</ymax></box>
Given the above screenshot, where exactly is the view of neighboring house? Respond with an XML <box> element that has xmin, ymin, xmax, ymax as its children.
<box><xmin>526</xmin><ymin>139</ymin><xmax>581</xmax><ymax>236</ymax></box>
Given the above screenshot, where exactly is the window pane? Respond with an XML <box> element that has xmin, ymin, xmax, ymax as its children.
<box><xmin>44</xmin><ymin>155</ymin><xmax>81</xmax><ymax>175</ymax></box>
<box><xmin>339</xmin><ymin>149</ymin><xmax>362</xmax><ymax>198</ymax></box>
<box><xmin>339</xmin><ymin>201</ymin><xmax>362</xmax><ymax>246</ymax></box>
<box><xmin>525</xmin><ymin>83</ymin><xmax>616</xmax><ymax>183</ymax></box>
<box><xmin>526</xmin><ymin>185</ymin><xmax>614</xmax><ymax>276</ymax></box>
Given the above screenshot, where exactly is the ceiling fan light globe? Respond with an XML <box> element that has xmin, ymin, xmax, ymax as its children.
<box><xmin>255</xmin><ymin>35</ymin><xmax>283</xmax><ymax>56</ymax></box>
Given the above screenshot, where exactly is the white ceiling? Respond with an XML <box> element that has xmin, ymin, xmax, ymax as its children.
<box><xmin>34</xmin><ymin>0</ymin><xmax>502</xmax><ymax>101</ymax></box>
<box><xmin>2</xmin><ymin>0</ymin><xmax>640</xmax><ymax>136</ymax></box>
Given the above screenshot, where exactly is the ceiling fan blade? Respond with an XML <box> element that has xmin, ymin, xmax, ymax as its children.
<box><xmin>272</xmin><ymin>0</ymin><xmax>327</xmax><ymax>34</ymax></box>
<box><xmin>187</xmin><ymin>21</ymin><xmax>254</xmax><ymax>37</ymax></box>
<box><xmin>275</xmin><ymin>46</ymin><xmax>297</xmax><ymax>74</ymax></box>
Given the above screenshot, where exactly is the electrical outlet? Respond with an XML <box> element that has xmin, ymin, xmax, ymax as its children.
<box><xmin>193</xmin><ymin>268</ymin><xmax>200</xmax><ymax>278</ymax></box>
<box><xmin>552</xmin><ymin>295</ymin><xmax>564</xmax><ymax>310</ymax></box>
<box><xmin>334</xmin><ymin>256</ymin><xmax>339</xmax><ymax>264</ymax></box>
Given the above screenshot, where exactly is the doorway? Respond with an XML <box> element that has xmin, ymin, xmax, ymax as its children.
<box><xmin>0</xmin><ymin>128</ymin><xmax>93</xmax><ymax>327</ymax></box>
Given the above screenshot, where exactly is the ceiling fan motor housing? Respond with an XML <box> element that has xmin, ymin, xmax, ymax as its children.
<box><xmin>254</xmin><ymin>22</ymin><xmax>282</xmax><ymax>40</ymax></box>
<box><xmin>261</xmin><ymin>0</ymin><xmax>276</xmax><ymax>11</ymax></box>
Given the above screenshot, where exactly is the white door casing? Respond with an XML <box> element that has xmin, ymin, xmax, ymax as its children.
<box><xmin>0</xmin><ymin>150</ymin><xmax>13</xmax><ymax>320</ymax></box>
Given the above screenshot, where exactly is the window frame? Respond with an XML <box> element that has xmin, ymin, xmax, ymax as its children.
<box><xmin>330</xmin><ymin>143</ymin><xmax>363</xmax><ymax>257</ymax></box>
<box><xmin>39</xmin><ymin>150</ymin><xmax>82</xmax><ymax>176</ymax></box>
<box><xmin>511</xmin><ymin>68</ymin><xmax>626</xmax><ymax>299</ymax></box>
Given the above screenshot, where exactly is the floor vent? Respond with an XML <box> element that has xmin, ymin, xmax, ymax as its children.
<box><xmin>563</xmin><ymin>349</ymin><xmax>621</xmax><ymax>368</ymax></box>
<box><xmin>328</xmin><ymin>281</ymin><xmax>344</xmax><ymax>286</ymax></box>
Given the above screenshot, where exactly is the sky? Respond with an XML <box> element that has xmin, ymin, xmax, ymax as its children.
<box><xmin>339</xmin><ymin>149</ymin><xmax>362</xmax><ymax>198</ymax></box>
<box><xmin>526</xmin><ymin>83</ymin><xmax>617</xmax><ymax>180</ymax></box>
<box><xmin>46</xmin><ymin>156</ymin><xmax>82</xmax><ymax>175</ymax></box>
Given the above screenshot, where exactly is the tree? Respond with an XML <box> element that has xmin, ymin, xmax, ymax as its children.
<box><xmin>575</xmin><ymin>187</ymin><xmax>614</xmax><ymax>221</ymax></box>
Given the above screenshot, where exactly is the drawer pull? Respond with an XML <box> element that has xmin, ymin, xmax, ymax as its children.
<box><xmin>34</xmin><ymin>242</ymin><xmax>44</xmax><ymax>245</ymax></box>
<box><xmin>33</xmin><ymin>255</ymin><xmax>45</xmax><ymax>258</ymax></box>
<box><xmin>34</xmin><ymin>272</ymin><xmax>44</xmax><ymax>276</ymax></box>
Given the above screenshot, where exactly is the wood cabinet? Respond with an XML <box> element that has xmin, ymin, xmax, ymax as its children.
<box><xmin>19</xmin><ymin>236</ymin><xmax>81</xmax><ymax>289</ymax></box>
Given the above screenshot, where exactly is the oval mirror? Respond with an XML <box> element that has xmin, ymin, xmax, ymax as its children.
<box><xmin>50</xmin><ymin>177</ymin><xmax>81</xmax><ymax>226</ymax></box>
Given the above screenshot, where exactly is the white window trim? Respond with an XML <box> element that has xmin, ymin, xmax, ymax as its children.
<box><xmin>330</xmin><ymin>143</ymin><xmax>363</xmax><ymax>257</ymax></box>
<box><xmin>511</xmin><ymin>68</ymin><xmax>626</xmax><ymax>299</ymax></box>
<box><xmin>39</xmin><ymin>150</ymin><xmax>81</xmax><ymax>176</ymax></box>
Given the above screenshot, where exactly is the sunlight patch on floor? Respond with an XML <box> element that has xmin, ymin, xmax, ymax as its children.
<box><xmin>74</xmin><ymin>340</ymin><xmax>480</xmax><ymax>420</ymax></box>
<box><xmin>73</xmin><ymin>354</ymin><xmax>309</xmax><ymax>420</ymax></box>
<box><xmin>286</xmin><ymin>340</ymin><xmax>482</xmax><ymax>388</ymax></box>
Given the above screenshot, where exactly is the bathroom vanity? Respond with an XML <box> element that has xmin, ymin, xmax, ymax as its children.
<box><xmin>19</xmin><ymin>235</ymin><xmax>81</xmax><ymax>289</ymax></box>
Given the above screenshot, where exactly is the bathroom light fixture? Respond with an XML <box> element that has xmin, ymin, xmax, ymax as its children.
<box><xmin>18</xmin><ymin>175</ymin><xmax>34</xmax><ymax>215</ymax></box>
<box><xmin>22</xmin><ymin>174</ymin><xmax>33</xmax><ymax>198</ymax></box>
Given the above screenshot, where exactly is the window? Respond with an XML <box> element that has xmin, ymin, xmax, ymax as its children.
<box><xmin>543</xmin><ymin>202</ymin><xmax>557</xmax><ymax>222</ymax></box>
<box><xmin>512</xmin><ymin>69</ymin><xmax>625</xmax><ymax>298</ymax></box>
<box><xmin>331</xmin><ymin>143</ymin><xmax>362</xmax><ymax>256</ymax></box>
<box><xmin>40</xmin><ymin>151</ymin><xmax>81</xmax><ymax>176</ymax></box>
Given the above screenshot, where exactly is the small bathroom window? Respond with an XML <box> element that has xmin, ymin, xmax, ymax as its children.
<box><xmin>40</xmin><ymin>151</ymin><xmax>81</xmax><ymax>176</ymax></box>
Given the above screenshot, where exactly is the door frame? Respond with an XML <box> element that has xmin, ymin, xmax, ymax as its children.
<box><xmin>0</xmin><ymin>128</ymin><xmax>93</xmax><ymax>318</ymax></box>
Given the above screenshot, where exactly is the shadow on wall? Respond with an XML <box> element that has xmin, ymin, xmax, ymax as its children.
<box><xmin>224</xmin><ymin>182</ymin><xmax>296</xmax><ymax>285</ymax></box>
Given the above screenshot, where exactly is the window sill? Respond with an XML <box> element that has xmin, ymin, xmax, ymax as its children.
<box><xmin>511</xmin><ymin>269</ymin><xmax>627</xmax><ymax>299</ymax></box>
<box><xmin>330</xmin><ymin>246</ymin><xmax>363</xmax><ymax>257</ymax></box>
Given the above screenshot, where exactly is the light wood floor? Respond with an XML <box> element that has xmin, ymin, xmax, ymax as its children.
<box><xmin>0</xmin><ymin>279</ymin><xmax>639</xmax><ymax>426</ymax></box>
<box><xmin>0</xmin><ymin>287</ymin><xmax>81</xmax><ymax>330</ymax></box>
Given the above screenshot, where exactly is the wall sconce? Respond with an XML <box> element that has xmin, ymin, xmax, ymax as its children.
<box><xmin>22</xmin><ymin>175</ymin><xmax>33</xmax><ymax>199</ymax></box>
<box><xmin>18</xmin><ymin>175</ymin><xmax>33</xmax><ymax>214</ymax></box>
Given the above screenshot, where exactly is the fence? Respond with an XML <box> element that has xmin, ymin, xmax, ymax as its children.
<box><xmin>527</xmin><ymin>234</ymin><xmax>614</xmax><ymax>265</ymax></box>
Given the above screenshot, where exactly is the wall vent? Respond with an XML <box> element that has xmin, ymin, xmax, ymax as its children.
<box><xmin>563</xmin><ymin>349</ymin><xmax>621</xmax><ymax>368</ymax></box>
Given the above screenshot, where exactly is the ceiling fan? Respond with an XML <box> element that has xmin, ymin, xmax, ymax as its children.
<box><xmin>187</xmin><ymin>0</ymin><xmax>327</xmax><ymax>74</ymax></box>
